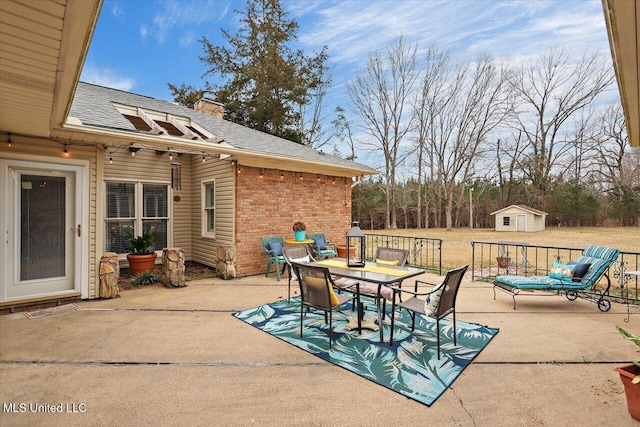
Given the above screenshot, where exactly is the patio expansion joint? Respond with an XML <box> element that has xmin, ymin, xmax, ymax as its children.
<box><xmin>78</xmin><ymin>307</ymin><xmax>237</xmax><ymax>313</ymax></box>
<box><xmin>0</xmin><ymin>359</ymin><xmax>326</xmax><ymax>368</ymax></box>
<box><xmin>473</xmin><ymin>360</ymin><xmax>631</xmax><ymax>365</ymax></box>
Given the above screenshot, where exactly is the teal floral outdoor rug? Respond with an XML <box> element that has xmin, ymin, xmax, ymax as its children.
<box><xmin>232</xmin><ymin>296</ymin><xmax>499</xmax><ymax>406</ymax></box>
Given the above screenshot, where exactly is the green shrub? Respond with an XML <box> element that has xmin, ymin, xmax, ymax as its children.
<box><xmin>131</xmin><ymin>272</ymin><xmax>161</xmax><ymax>286</ymax></box>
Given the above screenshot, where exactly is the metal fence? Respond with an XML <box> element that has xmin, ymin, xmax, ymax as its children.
<box><xmin>470</xmin><ymin>240</ymin><xmax>640</xmax><ymax>304</ymax></box>
<box><xmin>364</xmin><ymin>234</ymin><xmax>442</xmax><ymax>274</ymax></box>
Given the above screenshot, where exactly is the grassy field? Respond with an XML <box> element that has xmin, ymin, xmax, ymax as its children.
<box><xmin>368</xmin><ymin>227</ymin><xmax>640</xmax><ymax>269</ymax></box>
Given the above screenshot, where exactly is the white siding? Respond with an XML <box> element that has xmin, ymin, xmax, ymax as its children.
<box><xmin>191</xmin><ymin>157</ymin><xmax>235</xmax><ymax>267</ymax></box>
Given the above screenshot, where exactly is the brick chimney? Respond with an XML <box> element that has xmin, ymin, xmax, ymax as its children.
<box><xmin>194</xmin><ymin>94</ymin><xmax>225</xmax><ymax>120</ymax></box>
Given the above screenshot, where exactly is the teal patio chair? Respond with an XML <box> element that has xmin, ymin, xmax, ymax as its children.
<box><xmin>260</xmin><ymin>236</ymin><xmax>287</xmax><ymax>281</ymax></box>
<box><xmin>308</xmin><ymin>233</ymin><xmax>338</xmax><ymax>259</ymax></box>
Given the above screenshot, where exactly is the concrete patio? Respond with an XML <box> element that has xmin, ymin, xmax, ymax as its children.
<box><xmin>1</xmin><ymin>271</ymin><xmax>638</xmax><ymax>426</ymax></box>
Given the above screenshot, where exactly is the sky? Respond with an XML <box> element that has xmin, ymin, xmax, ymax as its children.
<box><xmin>82</xmin><ymin>0</ymin><xmax>617</xmax><ymax>165</ymax></box>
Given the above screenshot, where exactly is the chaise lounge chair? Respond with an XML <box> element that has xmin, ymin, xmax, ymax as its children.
<box><xmin>493</xmin><ymin>244</ymin><xmax>620</xmax><ymax>312</ymax></box>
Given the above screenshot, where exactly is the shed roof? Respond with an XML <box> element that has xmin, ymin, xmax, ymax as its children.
<box><xmin>490</xmin><ymin>205</ymin><xmax>548</xmax><ymax>217</ymax></box>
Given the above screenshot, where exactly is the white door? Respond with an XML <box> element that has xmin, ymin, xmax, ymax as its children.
<box><xmin>1</xmin><ymin>160</ymin><xmax>84</xmax><ymax>302</ymax></box>
<box><xmin>516</xmin><ymin>214</ymin><xmax>527</xmax><ymax>231</ymax></box>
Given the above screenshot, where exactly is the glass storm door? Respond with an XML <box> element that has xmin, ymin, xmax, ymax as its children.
<box><xmin>1</xmin><ymin>161</ymin><xmax>82</xmax><ymax>302</ymax></box>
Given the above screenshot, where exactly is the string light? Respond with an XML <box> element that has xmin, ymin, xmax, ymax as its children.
<box><xmin>7</xmin><ymin>133</ymin><xmax>11</xmax><ymax>147</ymax></box>
<box><xmin>259</xmin><ymin>168</ymin><xmax>264</xmax><ymax>179</ymax></box>
<box><xmin>63</xmin><ymin>144</ymin><xmax>69</xmax><ymax>157</ymax></box>
<box><xmin>317</xmin><ymin>174</ymin><xmax>321</xmax><ymax>182</ymax></box>
<box><xmin>169</xmin><ymin>150</ymin><xmax>173</xmax><ymax>160</ymax></box>
<box><xmin>109</xmin><ymin>155</ymin><xmax>113</xmax><ymax>164</ymax></box>
<box><xmin>202</xmin><ymin>153</ymin><xmax>206</xmax><ymax>163</ymax></box>
<box><xmin>280</xmin><ymin>171</ymin><xmax>284</xmax><ymax>180</ymax></box>
<box><xmin>299</xmin><ymin>173</ymin><xmax>303</xmax><ymax>180</ymax></box>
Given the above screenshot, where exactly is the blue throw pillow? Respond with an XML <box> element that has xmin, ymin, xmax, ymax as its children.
<box><xmin>567</xmin><ymin>261</ymin><xmax>591</xmax><ymax>282</ymax></box>
<box><xmin>314</xmin><ymin>237</ymin><xmax>327</xmax><ymax>251</ymax></box>
<box><xmin>268</xmin><ymin>241</ymin><xmax>283</xmax><ymax>256</ymax></box>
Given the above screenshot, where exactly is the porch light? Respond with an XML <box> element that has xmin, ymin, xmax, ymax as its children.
<box><xmin>346</xmin><ymin>221</ymin><xmax>366</xmax><ymax>267</ymax></box>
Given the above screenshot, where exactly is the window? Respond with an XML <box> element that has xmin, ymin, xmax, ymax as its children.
<box><xmin>105</xmin><ymin>181</ymin><xmax>169</xmax><ymax>254</ymax></box>
<box><xmin>503</xmin><ymin>216</ymin><xmax>510</xmax><ymax>226</ymax></box>
<box><xmin>202</xmin><ymin>180</ymin><xmax>215</xmax><ymax>237</ymax></box>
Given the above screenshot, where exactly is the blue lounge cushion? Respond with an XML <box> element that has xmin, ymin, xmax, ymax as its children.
<box><xmin>314</xmin><ymin>237</ymin><xmax>327</xmax><ymax>251</ymax></box>
<box><xmin>268</xmin><ymin>241</ymin><xmax>283</xmax><ymax>256</ymax></box>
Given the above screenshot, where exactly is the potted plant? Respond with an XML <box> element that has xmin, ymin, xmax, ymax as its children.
<box><xmin>293</xmin><ymin>221</ymin><xmax>306</xmax><ymax>241</ymax></box>
<box><xmin>614</xmin><ymin>325</ymin><xmax>640</xmax><ymax>421</ymax></box>
<box><xmin>496</xmin><ymin>256</ymin><xmax>511</xmax><ymax>268</ymax></box>
<box><xmin>126</xmin><ymin>228</ymin><xmax>158</xmax><ymax>276</ymax></box>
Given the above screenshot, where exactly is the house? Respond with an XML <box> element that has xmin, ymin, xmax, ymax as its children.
<box><xmin>490</xmin><ymin>205</ymin><xmax>548</xmax><ymax>232</ymax></box>
<box><xmin>0</xmin><ymin>1</ymin><xmax>376</xmax><ymax>310</ymax></box>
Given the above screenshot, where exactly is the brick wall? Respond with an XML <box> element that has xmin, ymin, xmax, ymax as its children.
<box><xmin>235</xmin><ymin>166</ymin><xmax>352</xmax><ymax>277</ymax></box>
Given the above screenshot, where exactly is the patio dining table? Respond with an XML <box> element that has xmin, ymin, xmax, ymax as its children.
<box><xmin>310</xmin><ymin>258</ymin><xmax>425</xmax><ymax>343</ymax></box>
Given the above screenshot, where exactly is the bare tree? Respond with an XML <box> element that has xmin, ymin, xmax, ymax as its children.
<box><xmin>415</xmin><ymin>52</ymin><xmax>511</xmax><ymax>230</ymax></box>
<box><xmin>510</xmin><ymin>48</ymin><xmax>614</xmax><ymax>194</ymax></box>
<box><xmin>593</xmin><ymin>103</ymin><xmax>640</xmax><ymax>225</ymax></box>
<box><xmin>348</xmin><ymin>37</ymin><xmax>421</xmax><ymax>229</ymax></box>
<box><xmin>413</xmin><ymin>46</ymin><xmax>450</xmax><ymax>228</ymax></box>
<box><xmin>332</xmin><ymin>106</ymin><xmax>357</xmax><ymax>161</ymax></box>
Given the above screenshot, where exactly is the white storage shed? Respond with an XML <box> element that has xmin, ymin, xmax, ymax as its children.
<box><xmin>490</xmin><ymin>205</ymin><xmax>548</xmax><ymax>232</ymax></box>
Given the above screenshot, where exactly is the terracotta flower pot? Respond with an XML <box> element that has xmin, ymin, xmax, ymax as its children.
<box><xmin>127</xmin><ymin>253</ymin><xmax>158</xmax><ymax>276</ymax></box>
<box><xmin>337</xmin><ymin>245</ymin><xmax>357</xmax><ymax>259</ymax></box>
<box><xmin>614</xmin><ymin>364</ymin><xmax>640</xmax><ymax>421</ymax></box>
<box><xmin>496</xmin><ymin>256</ymin><xmax>511</xmax><ymax>268</ymax></box>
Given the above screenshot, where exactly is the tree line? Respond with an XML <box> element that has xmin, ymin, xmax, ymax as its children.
<box><xmin>347</xmin><ymin>39</ymin><xmax>639</xmax><ymax>230</ymax></box>
<box><xmin>168</xmin><ymin>0</ymin><xmax>639</xmax><ymax>229</ymax></box>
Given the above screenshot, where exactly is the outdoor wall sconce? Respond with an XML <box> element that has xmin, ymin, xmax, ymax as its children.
<box><xmin>346</xmin><ymin>221</ymin><xmax>366</xmax><ymax>267</ymax></box>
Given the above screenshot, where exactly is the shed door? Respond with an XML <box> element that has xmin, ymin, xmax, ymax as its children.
<box><xmin>516</xmin><ymin>214</ymin><xmax>527</xmax><ymax>231</ymax></box>
<box><xmin>1</xmin><ymin>160</ymin><xmax>84</xmax><ymax>302</ymax></box>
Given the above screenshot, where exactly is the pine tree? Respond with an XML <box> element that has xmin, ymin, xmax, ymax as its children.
<box><xmin>169</xmin><ymin>0</ymin><xmax>328</xmax><ymax>144</ymax></box>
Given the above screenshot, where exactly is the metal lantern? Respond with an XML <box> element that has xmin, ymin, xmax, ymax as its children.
<box><xmin>346</xmin><ymin>221</ymin><xmax>366</xmax><ymax>267</ymax></box>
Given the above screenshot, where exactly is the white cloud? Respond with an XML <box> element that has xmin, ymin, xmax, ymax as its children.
<box><xmin>295</xmin><ymin>0</ymin><xmax>608</xmax><ymax>70</ymax></box>
<box><xmin>149</xmin><ymin>0</ymin><xmax>234</xmax><ymax>45</ymax></box>
<box><xmin>110</xmin><ymin>0</ymin><xmax>123</xmax><ymax>18</ymax></box>
<box><xmin>180</xmin><ymin>31</ymin><xmax>196</xmax><ymax>48</ymax></box>
<box><xmin>140</xmin><ymin>25</ymin><xmax>148</xmax><ymax>40</ymax></box>
<box><xmin>80</xmin><ymin>65</ymin><xmax>135</xmax><ymax>91</ymax></box>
